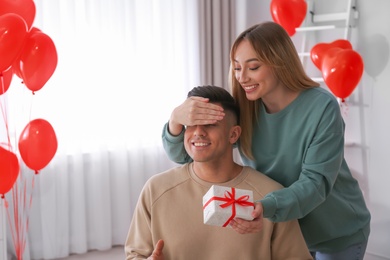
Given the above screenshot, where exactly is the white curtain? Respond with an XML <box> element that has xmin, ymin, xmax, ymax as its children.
<box><xmin>3</xmin><ymin>0</ymin><xmax>202</xmax><ymax>259</ymax></box>
<box><xmin>198</xmin><ymin>0</ymin><xmax>236</xmax><ymax>88</ymax></box>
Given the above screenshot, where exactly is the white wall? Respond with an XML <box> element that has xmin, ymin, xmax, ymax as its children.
<box><xmin>236</xmin><ymin>0</ymin><xmax>390</xmax><ymax>259</ymax></box>
<box><xmin>356</xmin><ymin>1</ymin><xmax>390</xmax><ymax>259</ymax></box>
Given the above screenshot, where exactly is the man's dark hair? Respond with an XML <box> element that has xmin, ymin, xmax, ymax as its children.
<box><xmin>187</xmin><ymin>85</ymin><xmax>240</xmax><ymax>124</ymax></box>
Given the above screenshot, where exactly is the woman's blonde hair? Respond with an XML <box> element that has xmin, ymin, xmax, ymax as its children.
<box><xmin>229</xmin><ymin>21</ymin><xmax>320</xmax><ymax>160</ymax></box>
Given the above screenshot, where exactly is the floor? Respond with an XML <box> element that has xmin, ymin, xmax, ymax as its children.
<box><xmin>57</xmin><ymin>246</ymin><xmax>124</xmax><ymax>260</ymax></box>
<box><xmin>5</xmin><ymin>246</ymin><xmax>386</xmax><ymax>260</ymax></box>
<box><xmin>365</xmin><ymin>254</ymin><xmax>390</xmax><ymax>260</ymax></box>
<box><xmin>56</xmin><ymin>248</ymin><xmax>389</xmax><ymax>260</ymax></box>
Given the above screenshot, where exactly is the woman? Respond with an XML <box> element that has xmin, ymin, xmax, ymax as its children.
<box><xmin>161</xmin><ymin>21</ymin><xmax>370</xmax><ymax>259</ymax></box>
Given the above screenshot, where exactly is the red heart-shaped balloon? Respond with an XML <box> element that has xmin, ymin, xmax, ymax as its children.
<box><xmin>310</xmin><ymin>39</ymin><xmax>352</xmax><ymax>70</ymax></box>
<box><xmin>270</xmin><ymin>0</ymin><xmax>307</xmax><ymax>36</ymax></box>
<box><xmin>322</xmin><ymin>48</ymin><xmax>364</xmax><ymax>100</ymax></box>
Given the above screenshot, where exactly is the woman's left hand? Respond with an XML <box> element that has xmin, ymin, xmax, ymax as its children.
<box><xmin>230</xmin><ymin>202</ymin><xmax>263</xmax><ymax>234</ymax></box>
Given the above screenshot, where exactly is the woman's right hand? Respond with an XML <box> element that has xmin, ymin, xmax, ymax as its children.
<box><xmin>230</xmin><ymin>202</ymin><xmax>264</xmax><ymax>234</ymax></box>
<box><xmin>168</xmin><ymin>96</ymin><xmax>225</xmax><ymax>135</ymax></box>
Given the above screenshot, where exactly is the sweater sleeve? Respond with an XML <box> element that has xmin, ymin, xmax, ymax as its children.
<box><xmin>161</xmin><ymin>122</ymin><xmax>193</xmax><ymax>164</ymax></box>
<box><xmin>261</xmin><ymin>99</ymin><xmax>345</xmax><ymax>222</ymax></box>
<box><xmin>271</xmin><ymin>220</ymin><xmax>313</xmax><ymax>260</ymax></box>
<box><xmin>124</xmin><ymin>184</ymin><xmax>153</xmax><ymax>259</ymax></box>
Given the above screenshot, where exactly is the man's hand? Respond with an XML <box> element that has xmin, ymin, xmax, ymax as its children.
<box><xmin>230</xmin><ymin>202</ymin><xmax>263</xmax><ymax>234</ymax></box>
<box><xmin>147</xmin><ymin>239</ymin><xmax>164</xmax><ymax>260</ymax></box>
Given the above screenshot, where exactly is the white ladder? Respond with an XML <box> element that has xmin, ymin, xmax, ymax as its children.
<box><xmin>296</xmin><ymin>0</ymin><xmax>359</xmax><ymax>82</ymax></box>
<box><xmin>294</xmin><ymin>1</ymin><xmax>369</xmax><ymax>203</ymax></box>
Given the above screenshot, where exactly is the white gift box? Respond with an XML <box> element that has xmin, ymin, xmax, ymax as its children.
<box><xmin>203</xmin><ymin>185</ymin><xmax>254</xmax><ymax>227</ymax></box>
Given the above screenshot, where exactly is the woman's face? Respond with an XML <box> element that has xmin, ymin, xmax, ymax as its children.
<box><xmin>233</xmin><ymin>39</ymin><xmax>281</xmax><ymax>102</ymax></box>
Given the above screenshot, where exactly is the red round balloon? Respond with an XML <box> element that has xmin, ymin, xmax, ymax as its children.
<box><xmin>19</xmin><ymin>30</ymin><xmax>58</xmax><ymax>92</ymax></box>
<box><xmin>270</xmin><ymin>0</ymin><xmax>307</xmax><ymax>36</ymax></box>
<box><xmin>310</xmin><ymin>39</ymin><xmax>353</xmax><ymax>70</ymax></box>
<box><xmin>322</xmin><ymin>48</ymin><xmax>364</xmax><ymax>100</ymax></box>
<box><xmin>18</xmin><ymin>119</ymin><xmax>58</xmax><ymax>172</ymax></box>
<box><xmin>12</xmin><ymin>27</ymin><xmax>43</xmax><ymax>79</ymax></box>
<box><xmin>0</xmin><ymin>145</ymin><xmax>20</xmax><ymax>196</ymax></box>
<box><xmin>0</xmin><ymin>0</ymin><xmax>36</xmax><ymax>29</ymax></box>
<box><xmin>0</xmin><ymin>13</ymin><xmax>28</xmax><ymax>72</ymax></box>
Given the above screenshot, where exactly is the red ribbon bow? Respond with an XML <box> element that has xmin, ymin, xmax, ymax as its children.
<box><xmin>203</xmin><ymin>187</ymin><xmax>254</xmax><ymax>227</ymax></box>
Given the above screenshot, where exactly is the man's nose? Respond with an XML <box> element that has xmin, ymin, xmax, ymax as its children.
<box><xmin>194</xmin><ymin>125</ymin><xmax>206</xmax><ymax>137</ymax></box>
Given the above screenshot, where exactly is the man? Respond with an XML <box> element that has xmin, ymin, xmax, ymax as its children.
<box><xmin>125</xmin><ymin>85</ymin><xmax>312</xmax><ymax>259</ymax></box>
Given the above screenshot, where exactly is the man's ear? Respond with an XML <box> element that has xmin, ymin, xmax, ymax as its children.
<box><xmin>229</xmin><ymin>125</ymin><xmax>241</xmax><ymax>144</ymax></box>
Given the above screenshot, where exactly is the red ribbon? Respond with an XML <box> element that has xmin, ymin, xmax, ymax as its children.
<box><xmin>203</xmin><ymin>187</ymin><xmax>254</xmax><ymax>227</ymax></box>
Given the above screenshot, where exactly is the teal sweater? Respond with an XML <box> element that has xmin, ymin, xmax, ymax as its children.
<box><xmin>161</xmin><ymin>87</ymin><xmax>370</xmax><ymax>253</ymax></box>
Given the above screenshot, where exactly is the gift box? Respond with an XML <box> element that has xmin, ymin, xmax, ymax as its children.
<box><xmin>203</xmin><ymin>185</ymin><xmax>254</xmax><ymax>227</ymax></box>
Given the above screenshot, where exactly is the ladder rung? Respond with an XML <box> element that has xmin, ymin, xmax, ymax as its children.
<box><xmin>312</xmin><ymin>77</ymin><xmax>324</xmax><ymax>82</ymax></box>
<box><xmin>298</xmin><ymin>52</ymin><xmax>310</xmax><ymax>57</ymax></box>
<box><xmin>344</xmin><ymin>141</ymin><xmax>356</xmax><ymax>147</ymax></box>
<box><xmin>296</xmin><ymin>25</ymin><xmax>336</xmax><ymax>32</ymax></box>
<box><xmin>313</xmin><ymin>12</ymin><xmax>349</xmax><ymax>23</ymax></box>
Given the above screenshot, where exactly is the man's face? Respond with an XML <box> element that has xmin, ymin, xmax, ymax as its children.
<box><xmin>184</xmin><ymin>107</ymin><xmax>238</xmax><ymax>163</ymax></box>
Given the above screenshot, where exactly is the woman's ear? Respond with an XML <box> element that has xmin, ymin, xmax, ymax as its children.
<box><xmin>229</xmin><ymin>125</ymin><xmax>241</xmax><ymax>144</ymax></box>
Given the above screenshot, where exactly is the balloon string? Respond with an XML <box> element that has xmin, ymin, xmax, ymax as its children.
<box><xmin>11</xmin><ymin>178</ymin><xmax>21</xmax><ymax>259</ymax></box>
<box><xmin>22</xmin><ymin>174</ymin><xmax>35</xmax><ymax>257</ymax></box>
<box><xmin>5</xmin><ymin>197</ymin><xmax>19</xmax><ymax>260</ymax></box>
<box><xmin>7</xmin><ymin>168</ymin><xmax>36</xmax><ymax>260</ymax></box>
<box><xmin>20</xmin><ymin>176</ymin><xmax>27</xmax><ymax>259</ymax></box>
<box><xmin>29</xmin><ymin>90</ymin><xmax>35</xmax><ymax>122</ymax></box>
<box><xmin>16</xmin><ymin>177</ymin><xmax>23</xmax><ymax>259</ymax></box>
<box><xmin>340</xmin><ymin>99</ymin><xmax>349</xmax><ymax>117</ymax></box>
